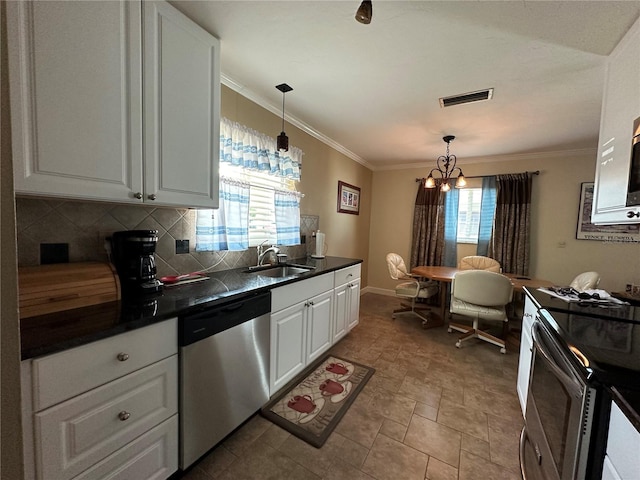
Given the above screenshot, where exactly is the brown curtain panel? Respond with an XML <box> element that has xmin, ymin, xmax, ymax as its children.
<box><xmin>410</xmin><ymin>180</ymin><xmax>445</xmax><ymax>269</ymax></box>
<box><xmin>488</xmin><ymin>173</ymin><xmax>532</xmax><ymax>275</ymax></box>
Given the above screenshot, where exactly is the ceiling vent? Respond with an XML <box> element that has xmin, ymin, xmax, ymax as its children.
<box><xmin>439</xmin><ymin>88</ymin><xmax>494</xmax><ymax>108</ymax></box>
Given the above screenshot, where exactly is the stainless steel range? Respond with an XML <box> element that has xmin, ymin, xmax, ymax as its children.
<box><xmin>520</xmin><ymin>290</ymin><xmax>640</xmax><ymax>480</ymax></box>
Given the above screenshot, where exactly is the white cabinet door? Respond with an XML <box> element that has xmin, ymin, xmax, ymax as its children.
<box><xmin>73</xmin><ymin>416</ymin><xmax>178</xmax><ymax>480</ymax></box>
<box><xmin>35</xmin><ymin>356</ymin><xmax>177</xmax><ymax>480</ymax></box>
<box><xmin>346</xmin><ymin>278</ymin><xmax>361</xmax><ymax>331</ymax></box>
<box><xmin>602</xmin><ymin>456</ymin><xmax>622</xmax><ymax>480</ymax></box>
<box><xmin>517</xmin><ymin>294</ymin><xmax>537</xmax><ymax>416</ymax></box>
<box><xmin>306</xmin><ymin>290</ymin><xmax>334</xmax><ymax>364</ymax></box>
<box><xmin>606</xmin><ymin>402</ymin><xmax>640</xmax><ymax>480</ymax></box>
<box><xmin>8</xmin><ymin>1</ymin><xmax>143</xmax><ymax>202</ymax></box>
<box><xmin>333</xmin><ymin>284</ymin><xmax>348</xmax><ymax>343</ymax></box>
<box><xmin>143</xmin><ymin>1</ymin><xmax>220</xmax><ymax>208</ymax></box>
<box><xmin>592</xmin><ymin>16</ymin><xmax>640</xmax><ymax>224</ymax></box>
<box><xmin>270</xmin><ymin>302</ymin><xmax>307</xmax><ymax>393</ymax></box>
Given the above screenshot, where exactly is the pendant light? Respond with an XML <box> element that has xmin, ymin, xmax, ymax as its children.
<box><xmin>424</xmin><ymin>135</ymin><xmax>467</xmax><ymax>192</ymax></box>
<box><xmin>355</xmin><ymin>0</ymin><xmax>372</xmax><ymax>24</ymax></box>
<box><xmin>275</xmin><ymin>83</ymin><xmax>293</xmax><ymax>152</ymax></box>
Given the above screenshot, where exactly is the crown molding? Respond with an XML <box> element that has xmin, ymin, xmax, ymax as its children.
<box><xmin>221</xmin><ymin>73</ymin><xmax>373</xmax><ymax>170</ymax></box>
<box><xmin>371</xmin><ymin>147</ymin><xmax>598</xmax><ymax>172</ymax></box>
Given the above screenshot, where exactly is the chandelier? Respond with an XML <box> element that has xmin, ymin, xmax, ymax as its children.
<box><xmin>425</xmin><ymin>135</ymin><xmax>467</xmax><ymax>192</ymax></box>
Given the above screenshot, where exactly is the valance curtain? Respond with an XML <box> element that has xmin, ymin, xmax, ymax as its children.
<box><xmin>410</xmin><ymin>180</ymin><xmax>446</xmax><ymax>269</ymax></box>
<box><xmin>488</xmin><ymin>173</ymin><xmax>532</xmax><ymax>275</ymax></box>
<box><xmin>220</xmin><ymin>117</ymin><xmax>303</xmax><ymax>180</ymax></box>
<box><xmin>195</xmin><ymin>177</ymin><xmax>249</xmax><ymax>251</ymax></box>
<box><xmin>195</xmin><ymin>118</ymin><xmax>304</xmax><ymax>252</ymax></box>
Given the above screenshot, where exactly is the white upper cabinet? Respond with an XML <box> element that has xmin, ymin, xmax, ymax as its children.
<box><xmin>8</xmin><ymin>1</ymin><xmax>143</xmax><ymax>201</ymax></box>
<box><xmin>592</xmin><ymin>15</ymin><xmax>640</xmax><ymax>224</ymax></box>
<box><xmin>8</xmin><ymin>0</ymin><xmax>220</xmax><ymax>208</ymax></box>
<box><xmin>143</xmin><ymin>1</ymin><xmax>220</xmax><ymax>208</ymax></box>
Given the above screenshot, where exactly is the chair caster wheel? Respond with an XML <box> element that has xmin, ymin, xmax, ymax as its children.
<box><xmin>392</xmin><ymin>314</ymin><xmax>396</xmax><ymax>319</ymax></box>
<box><xmin>421</xmin><ymin>320</ymin><xmax>427</xmax><ymax>328</ymax></box>
<box><xmin>500</xmin><ymin>347</ymin><xmax>506</xmax><ymax>354</ymax></box>
<box><xmin>447</xmin><ymin>328</ymin><xmax>452</xmax><ymax>333</ymax></box>
<box><xmin>455</xmin><ymin>341</ymin><xmax>461</xmax><ymax>348</ymax></box>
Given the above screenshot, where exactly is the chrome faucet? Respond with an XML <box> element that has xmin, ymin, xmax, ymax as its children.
<box><xmin>257</xmin><ymin>240</ymin><xmax>280</xmax><ymax>266</ymax></box>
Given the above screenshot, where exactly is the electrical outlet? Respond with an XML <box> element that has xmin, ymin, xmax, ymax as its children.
<box><xmin>175</xmin><ymin>239</ymin><xmax>189</xmax><ymax>254</ymax></box>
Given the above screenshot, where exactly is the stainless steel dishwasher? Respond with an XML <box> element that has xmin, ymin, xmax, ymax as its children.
<box><xmin>179</xmin><ymin>291</ymin><xmax>271</xmax><ymax>469</ymax></box>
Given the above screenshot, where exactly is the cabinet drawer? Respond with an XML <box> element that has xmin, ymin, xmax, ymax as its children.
<box><xmin>334</xmin><ymin>264</ymin><xmax>361</xmax><ymax>287</ymax></box>
<box><xmin>272</xmin><ymin>273</ymin><xmax>333</xmax><ymax>312</ymax></box>
<box><xmin>73</xmin><ymin>415</ymin><xmax>178</xmax><ymax>480</ymax></box>
<box><xmin>35</xmin><ymin>355</ymin><xmax>177</xmax><ymax>480</ymax></box>
<box><xmin>32</xmin><ymin>318</ymin><xmax>177</xmax><ymax>411</ymax></box>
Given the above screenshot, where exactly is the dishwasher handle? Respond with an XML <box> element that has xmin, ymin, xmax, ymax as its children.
<box><xmin>179</xmin><ymin>291</ymin><xmax>271</xmax><ymax>346</ymax></box>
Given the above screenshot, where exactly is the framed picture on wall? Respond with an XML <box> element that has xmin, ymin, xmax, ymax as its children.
<box><xmin>576</xmin><ymin>182</ymin><xmax>640</xmax><ymax>242</ymax></box>
<box><xmin>337</xmin><ymin>181</ymin><xmax>360</xmax><ymax>215</ymax></box>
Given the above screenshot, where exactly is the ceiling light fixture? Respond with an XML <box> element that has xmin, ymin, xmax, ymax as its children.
<box><xmin>355</xmin><ymin>0</ymin><xmax>372</xmax><ymax>24</ymax></box>
<box><xmin>276</xmin><ymin>83</ymin><xmax>293</xmax><ymax>152</ymax></box>
<box><xmin>425</xmin><ymin>135</ymin><xmax>467</xmax><ymax>192</ymax></box>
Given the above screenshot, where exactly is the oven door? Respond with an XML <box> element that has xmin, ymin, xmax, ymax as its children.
<box><xmin>522</xmin><ymin>318</ymin><xmax>589</xmax><ymax>480</ymax></box>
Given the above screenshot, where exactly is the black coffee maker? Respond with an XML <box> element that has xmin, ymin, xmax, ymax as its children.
<box><xmin>110</xmin><ymin>230</ymin><xmax>163</xmax><ymax>295</ymax></box>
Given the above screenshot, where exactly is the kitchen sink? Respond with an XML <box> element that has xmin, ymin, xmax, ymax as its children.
<box><xmin>245</xmin><ymin>264</ymin><xmax>315</xmax><ymax>278</ymax></box>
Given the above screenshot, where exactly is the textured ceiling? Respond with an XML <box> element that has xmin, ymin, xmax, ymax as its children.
<box><xmin>170</xmin><ymin>1</ymin><xmax>640</xmax><ymax>170</ymax></box>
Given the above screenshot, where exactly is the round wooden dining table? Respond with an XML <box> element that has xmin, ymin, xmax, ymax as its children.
<box><xmin>411</xmin><ymin>265</ymin><xmax>555</xmax><ymax>326</ymax></box>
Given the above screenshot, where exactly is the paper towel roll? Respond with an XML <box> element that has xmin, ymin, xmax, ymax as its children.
<box><xmin>313</xmin><ymin>231</ymin><xmax>325</xmax><ymax>258</ymax></box>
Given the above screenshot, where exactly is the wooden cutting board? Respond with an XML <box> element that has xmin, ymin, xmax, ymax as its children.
<box><xmin>18</xmin><ymin>262</ymin><xmax>121</xmax><ymax>319</ymax></box>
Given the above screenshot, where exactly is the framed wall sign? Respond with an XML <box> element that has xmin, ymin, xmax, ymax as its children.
<box><xmin>337</xmin><ymin>181</ymin><xmax>360</xmax><ymax>215</ymax></box>
<box><xmin>576</xmin><ymin>182</ymin><xmax>640</xmax><ymax>242</ymax></box>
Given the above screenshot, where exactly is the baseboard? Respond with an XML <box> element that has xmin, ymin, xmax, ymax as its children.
<box><xmin>361</xmin><ymin>286</ymin><xmax>395</xmax><ymax>297</ymax></box>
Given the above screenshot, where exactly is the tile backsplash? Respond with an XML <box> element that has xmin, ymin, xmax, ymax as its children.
<box><xmin>16</xmin><ymin>198</ymin><xmax>319</xmax><ymax>277</ymax></box>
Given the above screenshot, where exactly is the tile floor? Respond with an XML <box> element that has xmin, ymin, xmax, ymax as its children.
<box><xmin>180</xmin><ymin>293</ymin><xmax>524</xmax><ymax>480</ymax></box>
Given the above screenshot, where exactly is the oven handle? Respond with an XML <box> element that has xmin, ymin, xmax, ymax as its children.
<box><xmin>532</xmin><ymin>322</ymin><xmax>582</xmax><ymax>397</ymax></box>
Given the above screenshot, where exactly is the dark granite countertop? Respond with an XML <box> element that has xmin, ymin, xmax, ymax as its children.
<box><xmin>20</xmin><ymin>256</ymin><xmax>362</xmax><ymax>360</ymax></box>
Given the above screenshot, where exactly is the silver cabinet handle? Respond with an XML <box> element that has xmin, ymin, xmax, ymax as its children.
<box><xmin>117</xmin><ymin>352</ymin><xmax>129</xmax><ymax>362</ymax></box>
<box><xmin>524</xmin><ymin>312</ymin><xmax>533</xmax><ymax>318</ymax></box>
<box><xmin>118</xmin><ymin>411</ymin><xmax>131</xmax><ymax>421</ymax></box>
<box><xmin>148</xmin><ymin>194</ymin><xmax>157</xmax><ymax>201</ymax></box>
<box><xmin>133</xmin><ymin>192</ymin><xmax>143</xmax><ymax>199</ymax></box>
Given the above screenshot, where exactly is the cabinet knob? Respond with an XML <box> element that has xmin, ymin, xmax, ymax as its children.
<box><xmin>118</xmin><ymin>411</ymin><xmax>131</xmax><ymax>421</ymax></box>
<box><xmin>133</xmin><ymin>192</ymin><xmax>143</xmax><ymax>200</ymax></box>
<box><xmin>627</xmin><ymin>211</ymin><xmax>640</xmax><ymax>218</ymax></box>
<box><xmin>309</xmin><ymin>301</ymin><xmax>314</xmax><ymax>306</ymax></box>
<box><xmin>116</xmin><ymin>352</ymin><xmax>129</xmax><ymax>362</ymax></box>
<box><xmin>148</xmin><ymin>194</ymin><xmax>157</xmax><ymax>201</ymax></box>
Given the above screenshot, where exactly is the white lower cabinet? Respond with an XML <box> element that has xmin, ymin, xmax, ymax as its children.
<box><xmin>604</xmin><ymin>401</ymin><xmax>640</xmax><ymax>479</ymax></box>
<box><xmin>306</xmin><ymin>290</ymin><xmax>334</xmax><ymax>364</ymax></box>
<box><xmin>269</xmin><ymin>264</ymin><xmax>362</xmax><ymax>396</ymax></box>
<box><xmin>270</xmin><ymin>273</ymin><xmax>334</xmax><ymax>394</ymax></box>
<box><xmin>334</xmin><ymin>264</ymin><xmax>361</xmax><ymax>340</ymax></box>
<box><xmin>517</xmin><ymin>293</ymin><xmax>537</xmax><ymax>416</ymax></box>
<box><xmin>22</xmin><ymin>319</ymin><xmax>178</xmax><ymax>480</ymax></box>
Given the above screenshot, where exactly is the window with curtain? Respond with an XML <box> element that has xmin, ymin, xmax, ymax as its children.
<box><xmin>195</xmin><ymin>118</ymin><xmax>304</xmax><ymax>251</ymax></box>
<box><xmin>456</xmin><ymin>188</ymin><xmax>482</xmax><ymax>243</ymax></box>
